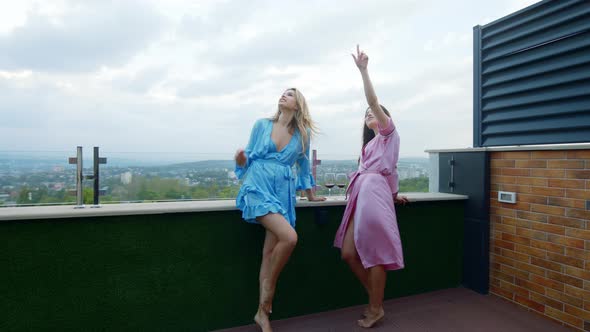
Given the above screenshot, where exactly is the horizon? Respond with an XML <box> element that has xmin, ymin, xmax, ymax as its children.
<box><xmin>0</xmin><ymin>151</ymin><xmax>430</xmax><ymax>169</ymax></box>
<box><xmin>0</xmin><ymin>149</ymin><xmax>431</xmax><ymax>162</ymax></box>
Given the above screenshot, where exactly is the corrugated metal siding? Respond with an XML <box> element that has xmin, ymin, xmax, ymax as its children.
<box><xmin>473</xmin><ymin>0</ymin><xmax>590</xmax><ymax>147</ymax></box>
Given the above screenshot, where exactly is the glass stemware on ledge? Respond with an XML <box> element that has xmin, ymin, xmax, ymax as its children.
<box><xmin>324</xmin><ymin>173</ymin><xmax>336</xmax><ymax>197</ymax></box>
<box><xmin>336</xmin><ymin>173</ymin><xmax>348</xmax><ymax>197</ymax></box>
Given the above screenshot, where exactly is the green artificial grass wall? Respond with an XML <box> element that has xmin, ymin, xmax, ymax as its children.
<box><xmin>0</xmin><ymin>201</ymin><xmax>463</xmax><ymax>331</ymax></box>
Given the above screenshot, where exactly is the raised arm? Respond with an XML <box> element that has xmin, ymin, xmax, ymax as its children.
<box><xmin>352</xmin><ymin>44</ymin><xmax>389</xmax><ymax>129</ymax></box>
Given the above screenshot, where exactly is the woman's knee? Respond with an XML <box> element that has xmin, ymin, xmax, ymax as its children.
<box><xmin>281</xmin><ymin>229</ymin><xmax>298</xmax><ymax>248</ymax></box>
<box><xmin>341</xmin><ymin>248</ymin><xmax>357</xmax><ymax>263</ymax></box>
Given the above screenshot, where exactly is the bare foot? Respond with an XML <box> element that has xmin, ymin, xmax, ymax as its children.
<box><xmin>360</xmin><ymin>306</ymin><xmax>370</xmax><ymax>318</ymax></box>
<box><xmin>357</xmin><ymin>307</ymin><xmax>384</xmax><ymax>328</ymax></box>
<box><xmin>254</xmin><ymin>307</ymin><xmax>272</xmax><ymax>332</ymax></box>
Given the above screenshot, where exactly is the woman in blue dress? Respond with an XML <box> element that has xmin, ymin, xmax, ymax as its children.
<box><xmin>235</xmin><ymin>88</ymin><xmax>326</xmax><ymax>331</ymax></box>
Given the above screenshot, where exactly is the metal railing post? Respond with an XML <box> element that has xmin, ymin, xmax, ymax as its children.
<box><xmin>68</xmin><ymin>146</ymin><xmax>84</xmax><ymax>208</ymax></box>
<box><xmin>68</xmin><ymin>146</ymin><xmax>107</xmax><ymax>208</ymax></box>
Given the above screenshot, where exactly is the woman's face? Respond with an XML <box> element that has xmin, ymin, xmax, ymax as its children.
<box><xmin>278</xmin><ymin>89</ymin><xmax>298</xmax><ymax>111</ymax></box>
<box><xmin>365</xmin><ymin>109</ymin><xmax>378</xmax><ymax>129</ymax></box>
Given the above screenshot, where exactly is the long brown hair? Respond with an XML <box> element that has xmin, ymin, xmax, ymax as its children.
<box><xmin>362</xmin><ymin>105</ymin><xmax>391</xmax><ymax>148</ymax></box>
<box><xmin>270</xmin><ymin>88</ymin><xmax>318</xmax><ymax>153</ymax></box>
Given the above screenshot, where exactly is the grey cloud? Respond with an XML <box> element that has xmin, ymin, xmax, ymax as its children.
<box><xmin>178</xmin><ymin>0</ymin><xmax>266</xmax><ymax>40</ymax></box>
<box><xmin>176</xmin><ymin>0</ymin><xmax>421</xmax><ymax>67</ymax></box>
<box><xmin>175</xmin><ymin>67</ymin><xmax>260</xmax><ymax>98</ymax></box>
<box><xmin>0</xmin><ymin>1</ymin><xmax>166</xmax><ymax>72</ymax></box>
<box><xmin>376</xmin><ymin>61</ymin><xmax>471</xmax><ymax>100</ymax></box>
<box><xmin>207</xmin><ymin>1</ymin><xmax>421</xmax><ymax>66</ymax></box>
<box><xmin>0</xmin><ymin>78</ymin><xmax>62</xmax><ymax>130</ymax></box>
<box><xmin>0</xmin><ymin>74</ymin><xmax>267</xmax><ymax>155</ymax></box>
<box><xmin>174</xmin><ymin>67</ymin><xmax>299</xmax><ymax>98</ymax></box>
<box><xmin>114</xmin><ymin>67</ymin><xmax>169</xmax><ymax>94</ymax></box>
<box><xmin>311</xmin><ymin>87</ymin><xmax>363</xmax><ymax>106</ymax></box>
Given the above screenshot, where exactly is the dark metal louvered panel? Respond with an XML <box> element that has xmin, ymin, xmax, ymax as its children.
<box><xmin>482</xmin><ymin>97</ymin><xmax>590</xmax><ymax>123</ymax></box>
<box><xmin>481</xmin><ymin>30</ymin><xmax>590</xmax><ymax>75</ymax></box>
<box><xmin>482</xmin><ymin>48</ymin><xmax>590</xmax><ymax>87</ymax></box>
<box><xmin>482</xmin><ymin>128</ymin><xmax>590</xmax><ymax>146</ymax></box>
<box><xmin>482</xmin><ymin>13</ymin><xmax>590</xmax><ymax>62</ymax></box>
<box><xmin>483</xmin><ymin>112</ymin><xmax>590</xmax><ymax>135</ymax></box>
<box><xmin>473</xmin><ymin>0</ymin><xmax>590</xmax><ymax>147</ymax></box>
<box><xmin>480</xmin><ymin>0</ymin><xmax>581</xmax><ymax>39</ymax></box>
<box><xmin>483</xmin><ymin>82</ymin><xmax>589</xmax><ymax>111</ymax></box>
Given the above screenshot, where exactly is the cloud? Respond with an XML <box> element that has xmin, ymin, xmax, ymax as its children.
<box><xmin>0</xmin><ymin>0</ymin><xmax>544</xmax><ymax>160</ymax></box>
<box><xmin>0</xmin><ymin>70</ymin><xmax>271</xmax><ymax>159</ymax></box>
<box><xmin>173</xmin><ymin>67</ymin><xmax>301</xmax><ymax>101</ymax></box>
<box><xmin>110</xmin><ymin>67</ymin><xmax>169</xmax><ymax>94</ymax></box>
<box><xmin>181</xmin><ymin>0</ymin><xmax>421</xmax><ymax>67</ymax></box>
<box><xmin>177</xmin><ymin>0</ymin><xmax>264</xmax><ymax>40</ymax></box>
<box><xmin>0</xmin><ymin>1</ymin><xmax>166</xmax><ymax>72</ymax></box>
<box><xmin>0</xmin><ymin>76</ymin><xmax>60</xmax><ymax>130</ymax></box>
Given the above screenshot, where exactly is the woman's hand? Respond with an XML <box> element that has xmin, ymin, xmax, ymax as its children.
<box><xmin>305</xmin><ymin>189</ymin><xmax>327</xmax><ymax>202</ymax></box>
<box><xmin>308</xmin><ymin>195</ymin><xmax>327</xmax><ymax>202</ymax></box>
<box><xmin>394</xmin><ymin>194</ymin><xmax>409</xmax><ymax>206</ymax></box>
<box><xmin>235</xmin><ymin>149</ymin><xmax>247</xmax><ymax>167</ymax></box>
<box><xmin>351</xmin><ymin>44</ymin><xmax>369</xmax><ymax>71</ymax></box>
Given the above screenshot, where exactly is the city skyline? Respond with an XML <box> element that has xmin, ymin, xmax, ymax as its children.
<box><xmin>0</xmin><ymin>156</ymin><xmax>430</xmax><ymax>206</ymax></box>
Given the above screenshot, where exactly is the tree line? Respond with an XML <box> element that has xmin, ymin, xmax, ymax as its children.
<box><xmin>13</xmin><ymin>175</ymin><xmax>428</xmax><ymax>205</ymax></box>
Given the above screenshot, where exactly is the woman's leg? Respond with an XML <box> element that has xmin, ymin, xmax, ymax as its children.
<box><xmin>254</xmin><ymin>213</ymin><xmax>298</xmax><ymax>332</ymax></box>
<box><xmin>341</xmin><ymin>217</ymin><xmax>369</xmax><ymax>292</ymax></box>
<box><xmin>358</xmin><ymin>265</ymin><xmax>386</xmax><ymax>328</ymax></box>
<box><xmin>259</xmin><ymin>229</ymin><xmax>277</xmax><ymax>312</ymax></box>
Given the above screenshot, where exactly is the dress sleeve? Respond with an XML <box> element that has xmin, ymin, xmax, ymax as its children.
<box><xmin>234</xmin><ymin>119</ymin><xmax>262</xmax><ymax>180</ymax></box>
<box><xmin>387</xmin><ymin>172</ymin><xmax>399</xmax><ymax>197</ymax></box>
<box><xmin>378</xmin><ymin>117</ymin><xmax>395</xmax><ymax>137</ymax></box>
<box><xmin>382</xmin><ymin>122</ymin><xmax>400</xmax><ymax>195</ymax></box>
<box><xmin>295</xmin><ymin>129</ymin><xmax>315</xmax><ymax>190</ymax></box>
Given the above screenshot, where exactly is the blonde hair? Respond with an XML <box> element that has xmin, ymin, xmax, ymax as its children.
<box><xmin>270</xmin><ymin>88</ymin><xmax>318</xmax><ymax>153</ymax></box>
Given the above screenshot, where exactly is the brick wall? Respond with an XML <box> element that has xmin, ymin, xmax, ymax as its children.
<box><xmin>490</xmin><ymin>150</ymin><xmax>590</xmax><ymax>331</ymax></box>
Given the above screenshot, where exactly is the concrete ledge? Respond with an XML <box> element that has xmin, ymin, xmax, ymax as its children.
<box><xmin>0</xmin><ymin>192</ymin><xmax>467</xmax><ymax>221</ymax></box>
<box><xmin>426</xmin><ymin>143</ymin><xmax>590</xmax><ymax>153</ymax></box>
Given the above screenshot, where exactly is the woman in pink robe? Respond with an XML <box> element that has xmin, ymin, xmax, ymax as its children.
<box><xmin>334</xmin><ymin>45</ymin><xmax>409</xmax><ymax>328</ymax></box>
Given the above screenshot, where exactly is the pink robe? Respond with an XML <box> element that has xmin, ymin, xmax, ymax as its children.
<box><xmin>334</xmin><ymin>117</ymin><xmax>404</xmax><ymax>271</ymax></box>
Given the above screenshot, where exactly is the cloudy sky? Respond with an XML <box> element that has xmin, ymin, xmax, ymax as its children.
<box><xmin>0</xmin><ymin>0</ymin><xmax>539</xmax><ymax>162</ymax></box>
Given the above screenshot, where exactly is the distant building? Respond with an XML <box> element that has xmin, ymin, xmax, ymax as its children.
<box><xmin>52</xmin><ymin>183</ymin><xmax>65</xmax><ymax>191</ymax></box>
<box><xmin>121</xmin><ymin>172</ymin><xmax>132</xmax><ymax>184</ymax></box>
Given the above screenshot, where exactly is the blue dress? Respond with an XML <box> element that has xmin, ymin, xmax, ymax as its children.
<box><xmin>235</xmin><ymin>119</ymin><xmax>315</xmax><ymax>228</ymax></box>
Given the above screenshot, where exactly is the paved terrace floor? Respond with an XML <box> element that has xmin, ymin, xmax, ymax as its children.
<box><xmin>215</xmin><ymin>288</ymin><xmax>571</xmax><ymax>332</ymax></box>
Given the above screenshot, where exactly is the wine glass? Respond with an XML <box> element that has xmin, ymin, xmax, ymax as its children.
<box><xmin>336</xmin><ymin>173</ymin><xmax>348</xmax><ymax>197</ymax></box>
<box><xmin>324</xmin><ymin>173</ymin><xmax>336</xmax><ymax>197</ymax></box>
